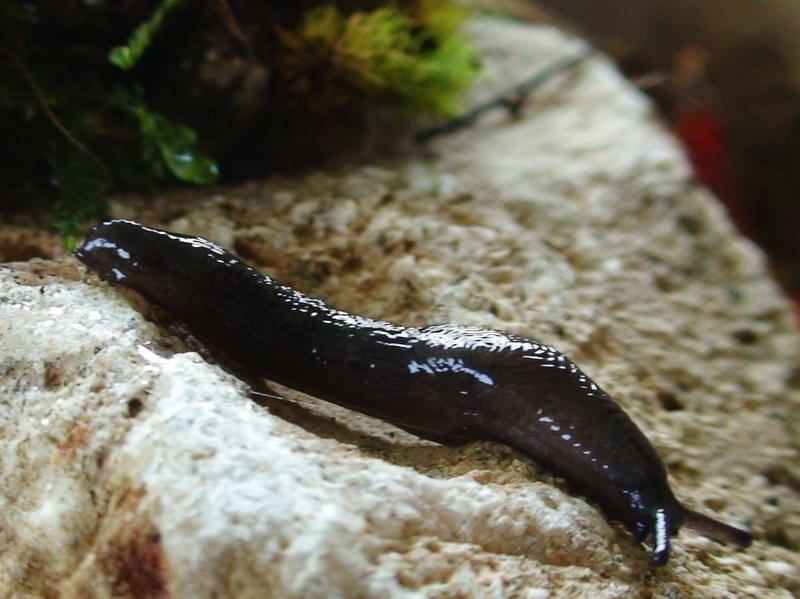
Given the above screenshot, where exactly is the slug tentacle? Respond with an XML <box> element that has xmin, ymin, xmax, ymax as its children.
<box><xmin>74</xmin><ymin>219</ymin><xmax>753</xmax><ymax>565</ymax></box>
<box><xmin>681</xmin><ymin>506</ymin><xmax>753</xmax><ymax>548</ymax></box>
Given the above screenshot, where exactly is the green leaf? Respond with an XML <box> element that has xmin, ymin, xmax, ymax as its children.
<box><xmin>109</xmin><ymin>0</ymin><xmax>186</xmax><ymax>70</ymax></box>
<box><xmin>133</xmin><ymin>106</ymin><xmax>219</xmax><ymax>183</ymax></box>
<box><xmin>112</xmin><ymin>87</ymin><xmax>219</xmax><ymax>184</ymax></box>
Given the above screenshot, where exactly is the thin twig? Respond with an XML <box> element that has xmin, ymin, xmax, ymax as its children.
<box><xmin>0</xmin><ymin>47</ymin><xmax>114</xmax><ymax>184</ymax></box>
<box><xmin>415</xmin><ymin>46</ymin><xmax>594</xmax><ymax>143</ymax></box>
<box><xmin>213</xmin><ymin>0</ymin><xmax>254</xmax><ymax>60</ymax></box>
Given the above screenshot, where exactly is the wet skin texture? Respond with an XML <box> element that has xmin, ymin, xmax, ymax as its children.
<box><xmin>75</xmin><ymin>219</ymin><xmax>753</xmax><ymax>565</ymax></box>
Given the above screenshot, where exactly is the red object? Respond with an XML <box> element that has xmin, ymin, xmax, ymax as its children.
<box><xmin>671</xmin><ymin>105</ymin><xmax>755</xmax><ymax>238</ymax></box>
<box><xmin>673</xmin><ymin>105</ymin><xmax>800</xmax><ymax>323</ymax></box>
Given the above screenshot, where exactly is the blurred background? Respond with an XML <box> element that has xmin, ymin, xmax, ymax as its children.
<box><xmin>498</xmin><ymin>0</ymin><xmax>800</xmax><ymax>312</ymax></box>
<box><xmin>2</xmin><ymin>0</ymin><xmax>800</xmax><ymax>314</ymax></box>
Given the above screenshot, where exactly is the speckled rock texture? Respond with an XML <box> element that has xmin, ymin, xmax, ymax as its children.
<box><xmin>2</xmin><ymin>16</ymin><xmax>799</xmax><ymax>599</ymax></box>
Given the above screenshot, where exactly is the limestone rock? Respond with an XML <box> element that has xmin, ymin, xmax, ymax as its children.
<box><xmin>2</xmin><ymin>16</ymin><xmax>799</xmax><ymax>599</ymax></box>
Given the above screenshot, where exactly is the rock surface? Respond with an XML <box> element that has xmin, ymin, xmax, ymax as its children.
<box><xmin>2</xmin><ymin>16</ymin><xmax>800</xmax><ymax>599</ymax></box>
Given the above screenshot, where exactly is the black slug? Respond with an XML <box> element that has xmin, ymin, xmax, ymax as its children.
<box><xmin>74</xmin><ymin>219</ymin><xmax>752</xmax><ymax>565</ymax></box>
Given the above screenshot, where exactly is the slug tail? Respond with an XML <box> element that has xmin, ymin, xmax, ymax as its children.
<box><xmin>681</xmin><ymin>506</ymin><xmax>753</xmax><ymax>547</ymax></box>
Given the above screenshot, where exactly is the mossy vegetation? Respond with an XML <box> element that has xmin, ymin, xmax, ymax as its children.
<box><xmin>286</xmin><ymin>1</ymin><xmax>477</xmax><ymax>114</ymax></box>
<box><xmin>0</xmin><ymin>0</ymin><xmax>478</xmax><ymax>243</ymax></box>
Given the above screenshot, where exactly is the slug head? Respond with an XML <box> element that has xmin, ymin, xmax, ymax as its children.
<box><xmin>621</xmin><ymin>484</ymin><xmax>754</xmax><ymax>565</ymax></box>
<box><xmin>620</xmin><ymin>487</ymin><xmax>683</xmax><ymax>566</ymax></box>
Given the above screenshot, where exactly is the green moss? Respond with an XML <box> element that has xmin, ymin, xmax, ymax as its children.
<box><xmin>0</xmin><ymin>0</ymin><xmax>479</xmax><ymax>242</ymax></box>
<box><xmin>410</xmin><ymin>0</ymin><xmax>473</xmax><ymax>41</ymax></box>
<box><xmin>296</xmin><ymin>1</ymin><xmax>478</xmax><ymax>115</ymax></box>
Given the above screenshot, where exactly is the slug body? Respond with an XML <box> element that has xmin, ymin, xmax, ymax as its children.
<box><xmin>75</xmin><ymin>220</ymin><xmax>752</xmax><ymax>565</ymax></box>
